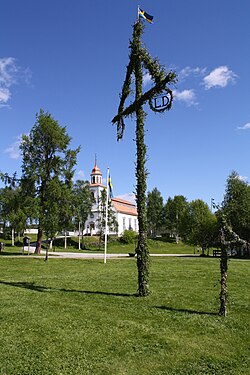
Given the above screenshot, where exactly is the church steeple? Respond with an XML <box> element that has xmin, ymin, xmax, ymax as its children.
<box><xmin>90</xmin><ymin>156</ymin><xmax>102</xmax><ymax>185</ymax></box>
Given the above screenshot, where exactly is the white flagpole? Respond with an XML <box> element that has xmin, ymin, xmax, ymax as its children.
<box><xmin>104</xmin><ymin>168</ymin><xmax>110</xmax><ymax>264</ymax></box>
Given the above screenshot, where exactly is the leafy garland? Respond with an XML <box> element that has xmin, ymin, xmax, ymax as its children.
<box><xmin>112</xmin><ymin>21</ymin><xmax>177</xmax><ymax>140</ymax></box>
<box><xmin>112</xmin><ymin>21</ymin><xmax>177</xmax><ymax>297</ymax></box>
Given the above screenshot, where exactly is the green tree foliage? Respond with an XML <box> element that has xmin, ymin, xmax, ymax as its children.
<box><xmin>186</xmin><ymin>199</ymin><xmax>217</xmax><ymax>255</ymax></box>
<box><xmin>97</xmin><ymin>189</ymin><xmax>118</xmax><ymax>247</ymax></box>
<box><xmin>221</xmin><ymin>171</ymin><xmax>250</xmax><ymax>242</ymax></box>
<box><xmin>163</xmin><ymin>195</ymin><xmax>189</xmax><ymax>243</ymax></box>
<box><xmin>120</xmin><ymin>229</ymin><xmax>138</xmax><ymax>244</ymax></box>
<box><xmin>0</xmin><ymin>186</ymin><xmax>26</xmax><ymax>244</ymax></box>
<box><xmin>72</xmin><ymin>180</ymin><xmax>94</xmax><ymax>249</ymax></box>
<box><xmin>20</xmin><ymin>109</ymin><xmax>79</xmax><ymax>254</ymax></box>
<box><xmin>146</xmin><ymin>188</ymin><xmax>164</xmax><ymax>237</ymax></box>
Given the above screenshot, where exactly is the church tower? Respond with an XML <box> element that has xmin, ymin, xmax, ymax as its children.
<box><xmin>84</xmin><ymin>158</ymin><xmax>138</xmax><ymax>236</ymax></box>
<box><xmin>85</xmin><ymin>159</ymin><xmax>105</xmax><ymax>234</ymax></box>
<box><xmin>90</xmin><ymin>162</ymin><xmax>102</xmax><ymax>185</ymax></box>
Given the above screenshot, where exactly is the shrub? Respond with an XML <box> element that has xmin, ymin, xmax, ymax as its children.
<box><xmin>120</xmin><ymin>230</ymin><xmax>138</xmax><ymax>244</ymax></box>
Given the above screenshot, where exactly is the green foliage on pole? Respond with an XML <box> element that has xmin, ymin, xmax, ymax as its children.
<box><xmin>112</xmin><ymin>21</ymin><xmax>176</xmax><ymax>296</ymax></box>
<box><xmin>214</xmin><ymin>196</ymin><xmax>249</xmax><ymax>317</ymax></box>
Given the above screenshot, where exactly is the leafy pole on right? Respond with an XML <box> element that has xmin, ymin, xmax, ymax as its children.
<box><xmin>112</xmin><ymin>16</ymin><xmax>176</xmax><ymax>296</ymax></box>
<box><xmin>214</xmin><ymin>202</ymin><xmax>249</xmax><ymax>317</ymax></box>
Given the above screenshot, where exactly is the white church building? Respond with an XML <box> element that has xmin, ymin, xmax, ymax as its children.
<box><xmin>84</xmin><ymin>162</ymin><xmax>138</xmax><ymax>236</ymax></box>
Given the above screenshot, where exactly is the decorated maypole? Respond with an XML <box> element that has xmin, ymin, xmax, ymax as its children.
<box><xmin>112</xmin><ymin>8</ymin><xmax>177</xmax><ymax>296</ymax></box>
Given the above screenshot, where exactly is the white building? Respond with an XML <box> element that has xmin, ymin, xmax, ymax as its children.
<box><xmin>84</xmin><ymin>162</ymin><xmax>138</xmax><ymax>236</ymax></box>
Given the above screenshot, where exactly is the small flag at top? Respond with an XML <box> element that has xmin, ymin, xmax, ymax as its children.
<box><xmin>138</xmin><ymin>7</ymin><xmax>154</xmax><ymax>24</ymax></box>
<box><xmin>108</xmin><ymin>173</ymin><xmax>113</xmax><ymax>198</ymax></box>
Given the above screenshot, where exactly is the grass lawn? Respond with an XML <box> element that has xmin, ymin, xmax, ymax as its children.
<box><xmin>0</xmin><ymin>236</ymin><xmax>196</xmax><ymax>255</ymax></box>
<box><xmin>0</xmin><ymin>257</ymin><xmax>249</xmax><ymax>374</ymax></box>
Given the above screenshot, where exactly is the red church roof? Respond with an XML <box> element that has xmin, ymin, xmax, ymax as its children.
<box><xmin>111</xmin><ymin>197</ymin><xmax>138</xmax><ymax>216</ymax></box>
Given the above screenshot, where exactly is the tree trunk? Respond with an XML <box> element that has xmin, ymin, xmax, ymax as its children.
<box><xmin>175</xmin><ymin>233</ymin><xmax>179</xmax><ymax>244</ymax></box>
<box><xmin>11</xmin><ymin>228</ymin><xmax>15</xmax><ymax>246</ymax></box>
<box><xmin>78</xmin><ymin>221</ymin><xmax>81</xmax><ymax>250</ymax></box>
<box><xmin>81</xmin><ymin>229</ymin><xmax>85</xmax><ymax>250</ymax></box>
<box><xmin>64</xmin><ymin>232</ymin><xmax>67</xmax><ymax>249</ymax></box>
<box><xmin>35</xmin><ymin>227</ymin><xmax>43</xmax><ymax>254</ymax></box>
<box><xmin>134</xmin><ymin>23</ymin><xmax>149</xmax><ymax>296</ymax></box>
<box><xmin>44</xmin><ymin>236</ymin><xmax>49</xmax><ymax>261</ymax></box>
<box><xmin>201</xmin><ymin>245</ymin><xmax>206</xmax><ymax>256</ymax></box>
<box><xmin>219</xmin><ymin>244</ymin><xmax>228</xmax><ymax>317</ymax></box>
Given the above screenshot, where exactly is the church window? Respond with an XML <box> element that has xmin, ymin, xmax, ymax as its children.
<box><xmin>129</xmin><ymin>218</ymin><xmax>132</xmax><ymax>230</ymax></box>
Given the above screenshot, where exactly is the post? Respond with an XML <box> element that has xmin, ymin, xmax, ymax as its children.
<box><xmin>78</xmin><ymin>221</ymin><xmax>81</xmax><ymax>250</ymax></box>
<box><xmin>219</xmin><ymin>228</ymin><xmax>228</xmax><ymax>317</ymax></box>
<box><xmin>134</xmin><ymin>22</ymin><xmax>150</xmax><ymax>296</ymax></box>
<box><xmin>104</xmin><ymin>168</ymin><xmax>110</xmax><ymax>263</ymax></box>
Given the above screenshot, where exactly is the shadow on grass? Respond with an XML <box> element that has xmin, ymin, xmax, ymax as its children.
<box><xmin>157</xmin><ymin>305</ymin><xmax>217</xmax><ymax>316</ymax></box>
<box><xmin>0</xmin><ymin>280</ymin><xmax>135</xmax><ymax>297</ymax></box>
<box><xmin>0</xmin><ymin>251</ymin><xmax>23</xmax><ymax>256</ymax></box>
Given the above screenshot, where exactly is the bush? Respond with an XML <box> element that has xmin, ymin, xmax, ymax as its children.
<box><xmin>120</xmin><ymin>230</ymin><xmax>138</xmax><ymax>244</ymax></box>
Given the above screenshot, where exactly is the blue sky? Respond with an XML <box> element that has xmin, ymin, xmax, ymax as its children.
<box><xmin>1</xmin><ymin>0</ymin><xmax>249</xmax><ymax>207</ymax></box>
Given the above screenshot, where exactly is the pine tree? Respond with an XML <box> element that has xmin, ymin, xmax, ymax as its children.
<box><xmin>20</xmin><ymin>109</ymin><xmax>79</xmax><ymax>255</ymax></box>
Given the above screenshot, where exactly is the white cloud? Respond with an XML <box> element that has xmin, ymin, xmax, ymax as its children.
<box><xmin>0</xmin><ymin>57</ymin><xmax>31</xmax><ymax>107</ymax></box>
<box><xmin>143</xmin><ymin>72</ymin><xmax>152</xmax><ymax>86</ymax></box>
<box><xmin>4</xmin><ymin>135</ymin><xmax>23</xmax><ymax>160</ymax></box>
<box><xmin>0</xmin><ymin>57</ymin><xmax>18</xmax><ymax>87</ymax></box>
<box><xmin>179</xmin><ymin>66</ymin><xmax>207</xmax><ymax>80</ymax></box>
<box><xmin>237</xmin><ymin>122</ymin><xmax>250</xmax><ymax>130</ymax></box>
<box><xmin>173</xmin><ymin>89</ymin><xmax>197</xmax><ymax>106</ymax></box>
<box><xmin>0</xmin><ymin>88</ymin><xmax>11</xmax><ymax>104</ymax></box>
<box><xmin>203</xmin><ymin>66</ymin><xmax>237</xmax><ymax>89</ymax></box>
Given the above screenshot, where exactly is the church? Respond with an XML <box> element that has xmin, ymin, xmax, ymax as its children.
<box><xmin>84</xmin><ymin>162</ymin><xmax>138</xmax><ymax>236</ymax></box>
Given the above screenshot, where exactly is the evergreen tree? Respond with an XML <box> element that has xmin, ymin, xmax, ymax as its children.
<box><xmin>97</xmin><ymin>189</ymin><xmax>118</xmax><ymax>248</ymax></box>
<box><xmin>20</xmin><ymin>109</ymin><xmax>79</xmax><ymax>255</ymax></box>
<box><xmin>186</xmin><ymin>199</ymin><xmax>217</xmax><ymax>255</ymax></box>
<box><xmin>72</xmin><ymin>180</ymin><xmax>94</xmax><ymax>249</ymax></box>
<box><xmin>163</xmin><ymin>195</ymin><xmax>189</xmax><ymax>243</ymax></box>
<box><xmin>0</xmin><ymin>186</ymin><xmax>26</xmax><ymax>245</ymax></box>
<box><xmin>146</xmin><ymin>188</ymin><xmax>164</xmax><ymax>237</ymax></box>
<box><xmin>221</xmin><ymin>171</ymin><xmax>250</xmax><ymax>242</ymax></box>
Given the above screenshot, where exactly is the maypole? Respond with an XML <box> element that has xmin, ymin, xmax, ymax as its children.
<box><xmin>112</xmin><ymin>9</ymin><xmax>177</xmax><ymax>296</ymax></box>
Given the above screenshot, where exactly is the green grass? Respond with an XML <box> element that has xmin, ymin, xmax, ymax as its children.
<box><xmin>1</xmin><ymin>235</ymin><xmax>196</xmax><ymax>255</ymax></box>
<box><xmin>0</xmin><ymin>257</ymin><xmax>249</xmax><ymax>374</ymax></box>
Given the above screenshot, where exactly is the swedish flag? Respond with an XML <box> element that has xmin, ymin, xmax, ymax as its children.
<box><xmin>108</xmin><ymin>174</ymin><xmax>113</xmax><ymax>198</ymax></box>
<box><xmin>138</xmin><ymin>8</ymin><xmax>154</xmax><ymax>24</ymax></box>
